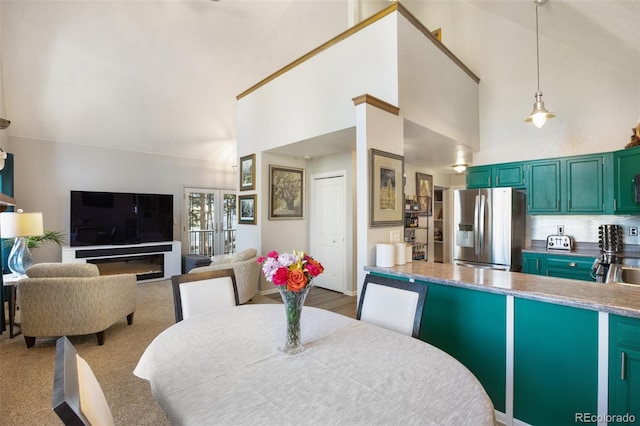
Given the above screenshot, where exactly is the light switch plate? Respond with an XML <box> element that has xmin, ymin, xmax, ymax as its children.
<box><xmin>390</xmin><ymin>230</ymin><xmax>401</xmax><ymax>242</ymax></box>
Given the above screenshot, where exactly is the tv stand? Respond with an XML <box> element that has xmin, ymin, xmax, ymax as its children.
<box><xmin>62</xmin><ymin>241</ymin><xmax>181</xmax><ymax>282</ymax></box>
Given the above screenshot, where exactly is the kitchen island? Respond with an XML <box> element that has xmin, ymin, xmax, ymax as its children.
<box><xmin>364</xmin><ymin>262</ymin><xmax>640</xmax><ymax>426</ymax></box>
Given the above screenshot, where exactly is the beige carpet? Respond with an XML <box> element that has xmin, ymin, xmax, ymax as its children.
<box><xmin>0</xmin><ymin>280</ymin><xmax>278</xmax><ymax>425</ymax></box>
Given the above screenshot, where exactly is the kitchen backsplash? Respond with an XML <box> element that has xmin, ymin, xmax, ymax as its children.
<box><xmin>528</xmin><ymin>215</ymin><xmax>640</xmax><ymax>247</ymax></box>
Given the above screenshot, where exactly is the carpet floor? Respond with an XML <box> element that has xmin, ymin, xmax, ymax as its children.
<box><xmin>0</xmin><ymin>279</ymin><xmax>281</xmax><ymax>425</ymax></box>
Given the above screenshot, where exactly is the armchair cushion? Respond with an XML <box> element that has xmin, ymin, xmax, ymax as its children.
<box><xmin>26</xmin><ymin>262</ymin><xmax>100</xmax><ymax>278</ymax></box>
<box><xmin>233</xmin><ymin>248</ymin><xmax>257</xmax><ymax>262</ymax></box>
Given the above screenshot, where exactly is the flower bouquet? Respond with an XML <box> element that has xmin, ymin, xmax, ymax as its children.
<box><xmin>258</xmin><ymin>250</ymin><xmax>324</xmax><ymax>355</ymax></box>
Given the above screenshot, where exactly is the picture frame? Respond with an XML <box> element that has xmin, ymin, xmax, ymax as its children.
<box><xmin>239</xmin><ymin>154</ymin><xmax>256</xmax><ymax>191</ymax></box>
<box><xmin>370</xmin><ymin>149</ymin><xmax>404</xmax><ymax>227</ymax></box>
<box><xmin>269</xmin><ymin>165</ymin><xmax>304</xmax><ymax>220</ymax></box>
<box><xmin>415</xmin><ymin>172</ymin><xmax>433</xmax><ymax>215</ymax></box>
<box><xmin>238</xmin><ymin>194</ymin><xmax>257</xmax><ymax>225</ymax></box>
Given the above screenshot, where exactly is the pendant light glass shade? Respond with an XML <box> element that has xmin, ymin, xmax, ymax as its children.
<box><xmin>524</xmin><ymin>0</ymin><xmax>555</xmax><ymax>128</ymax></box>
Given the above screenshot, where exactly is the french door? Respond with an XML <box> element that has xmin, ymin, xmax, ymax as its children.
<box><xmin>182</xmin><ymin>188</ymin><xmax>237</xmax><ymax>256</ymax></box>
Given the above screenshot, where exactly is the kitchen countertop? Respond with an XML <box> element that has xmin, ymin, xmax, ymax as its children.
<box><xmin>364</xmin><ymin>261</ymin><xmax>640</xmax><ymax>319</ymax></box>
<box><xmin>522</xmin><ymin>240</ymin><xmax>640</xmax><ymax>260</ymax></box>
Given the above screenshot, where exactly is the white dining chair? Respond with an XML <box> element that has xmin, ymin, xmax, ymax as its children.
<box><xmin>53</xmin><ymin>336</ymin><xmax>116</xmax><ymax>426</ymax></box>
<box><xmin>356</xmin><ymin>274</ymin><xmax>428</xmax><ymax>338</ymax></box>
<box><xmin>171</xmin><ymin>269</ymin><xmax>239</xmax><ymax>322</ymax></box>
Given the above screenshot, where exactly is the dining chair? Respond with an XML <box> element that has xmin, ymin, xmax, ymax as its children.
<box><xmin>356</xmin><ymin>274</ymin><xmax>428</xmax><ymax>338</ymax></box>
<box><xmin>52</xmin><ymin>336</ymin><xmax>115</xmax><ymax>426</ymax></box>
<box><xmin>171</xmin><ymin>269</ymin><xmax>239</xmax><ymax>322</ymax></box>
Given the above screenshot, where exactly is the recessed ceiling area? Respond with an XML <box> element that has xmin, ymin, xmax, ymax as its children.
<box><xmin>264</xmin><ymin>120</ymin><xmax>473</xmax><ymax>174</ymax></box>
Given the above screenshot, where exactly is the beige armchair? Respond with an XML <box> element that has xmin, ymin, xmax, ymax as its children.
<box><xmin>17</xmin><ymin>263</ymin><xmax>137</xmax><ymax>348</ymax></box>
<box><xmin>189</xmin><ymin>248</ymin><xmax>259</xmax><ymax>304</ymax></box>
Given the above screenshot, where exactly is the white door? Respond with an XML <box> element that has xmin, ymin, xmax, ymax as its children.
<box><xmin>311</xmin><ymin>173</ymin><xmax>346</xmax><ymax>293</ymax></box>
<box><xmin>183</xmin><ymin>188</ymin><xmax>237</xmax><ymax>256</ymax></box>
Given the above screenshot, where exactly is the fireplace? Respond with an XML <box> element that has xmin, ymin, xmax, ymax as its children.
<box><xmin>88</xmin><ymin>254</ymin><xmax>165</xmax><ymax>281</ymax></box>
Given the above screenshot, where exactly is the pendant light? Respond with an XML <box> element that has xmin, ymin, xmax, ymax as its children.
<box><xmin>524</xmin><ymin>0</ymin><xmax>555</xmax><ymax>128</ymax></box>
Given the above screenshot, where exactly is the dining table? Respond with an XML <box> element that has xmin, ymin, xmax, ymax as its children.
<box><xmin>134</xmin><ymin>304</ymin><xmax>495</xmax><ymax>425</ymax></box>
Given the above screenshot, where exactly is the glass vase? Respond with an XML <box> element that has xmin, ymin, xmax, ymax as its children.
<box><xmin>278</xmin><ymin>285</ymin><xmax>311</xmax><ymax>355</ymax></box>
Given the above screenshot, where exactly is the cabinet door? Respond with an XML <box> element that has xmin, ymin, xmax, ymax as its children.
<box><xmin>515</xmin><ymin>299</ymin><xmax>598</xmax><ymax>425</ymax></box>
<box><xmin>614</xmin><ymin>147</ymin><xmax>640</xmax><ymax>214</ymax></box>
<box><xmin>528</xmin><ymin>160</ymin><xmax>561</xmax><ymax>213</ymax></box>
<box><xmin>566</xmin><ymin>155</ymin><xmax>606</xmax><ymax>213</ymax></box>
<box><xmin>522</xmin><ymin>253</ymin><xmax>542</xmax><ymax>275</ymax></box>
<box><xmin>495</xmin><ymin>162</ymin><xmax>525</xmax><ymax>188</ymax></box>
<box><xmin>544</xmin><ymin>255</ymin><xmax>596</xmax><ymax>282</ymax></box>
<box><xmin>421</xmin><ymin>282</ymin><xmax>506</xmax><ymax>413</ymax></box>
<box><xmin>609</xmin><ymin>315</ymin><xmax>640</xmax><ymax>425</ymax></box>
<box><xmin>466</xmin><ymin>166</ymin><xmax>492</xmax><ymax>189</ymax></box>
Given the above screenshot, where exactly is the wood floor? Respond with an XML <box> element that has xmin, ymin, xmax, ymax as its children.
<box><xmin>263</xmin><ymin>286</ymin><xmax>358</xmax><ymax>319</ymax></box>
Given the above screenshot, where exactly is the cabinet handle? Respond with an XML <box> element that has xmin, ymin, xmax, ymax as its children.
<box><xmin>487</xmin><ymin>177</ymin><xmax>491</xmax><ymax>187</ymax></box>
<box><xmin>614</xmin><ymin>198</ymin><xmax>617</xmax><ymax>211</ymax></box>
<box><xmin>496</xmin><ymin>176</ymin><xmax>499</xmax><ymax>186</ymax></box>
<box><xmin>536</xmin><ymin>259</ymin><xmax>540</xmax><ymax>269</ymax></box>
<box><xmin>568</xmin><ymin>200</ymin><xmax>570</xmax><ymax>210</ymax></box>
<box><xmin>622</xmin><ymin>351</ymin><xmax>626</xmax><ymax>380</ymax></box>
<box><xmin>557</xmin><ymin>200</ymin><xmax>560</xmax><ymax>210</ymax></box>
<box><xmin>568</xmin><ymin>262</ymin><xmax>577</xmax><ymax>267</ymax></box>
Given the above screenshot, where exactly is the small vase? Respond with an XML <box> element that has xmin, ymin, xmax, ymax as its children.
<box><xmin>278</xmin><ymin>285</ymin><xmax>311</xmax><ymax>355</ymax></box>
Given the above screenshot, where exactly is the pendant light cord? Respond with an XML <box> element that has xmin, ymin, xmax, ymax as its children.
<box><xmin>535</xmin><ymin>2</ymin><xmax>541</xmax><ymax>92</ymax></box>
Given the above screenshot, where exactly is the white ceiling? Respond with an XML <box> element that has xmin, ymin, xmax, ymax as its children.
<box><xmin>2</xmin><ymin>0</ymin><xmax>638</xmax><ymax>171</ymax></box>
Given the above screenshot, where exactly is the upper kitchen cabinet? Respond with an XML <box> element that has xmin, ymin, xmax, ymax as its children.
<box><xmin>614</xmin><ymin>146</ymin><xmax>640</xmax><ymax>215</ymax></box>
<box><xmin>527</xmin><ymin>153</ymin><xmax>612</xmax><ymax>215</ymax></box>
<box><xmin>466</xmin><ymin>162</ymin><xmax>526</xmax><ymax>189</ymax></box>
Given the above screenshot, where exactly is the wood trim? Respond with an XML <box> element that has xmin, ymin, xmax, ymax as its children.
<box><xmin>237</xmin><ymin>3</ymin><xmax>400</xmax><ymax>100</ymax></box>
<box><xmin>352</xmin><ymin>94</ymin><xmax>399</xmax><ymax>115</ymax></box>
<box><xmin>396</xmin><ymin>3</ymin><xmax>480</xmax><ymax>83</ymax></box>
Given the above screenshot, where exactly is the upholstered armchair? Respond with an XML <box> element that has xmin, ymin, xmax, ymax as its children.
<box><xmin>17</xmin><ymin>263</ymin><xmax>137</xmax><ymax>348</ymax></box>
<box><xmin>189</xmin><ymin>248</ymin><xmax>259</xmax><ymax>304</ymax></box>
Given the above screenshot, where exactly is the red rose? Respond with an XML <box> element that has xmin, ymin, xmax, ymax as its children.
<box><xmin>306</xmin><ymin>258</ymin><xmax>324</xmax><ymax>276</ymax></box>
<box><xmin>287</xmin><ymin>269</ymin><xmax>307</xmax><ymax>292</ymax></box>
<box><xmin>272</xmin><ymin>267</ymin><xmax>288</xmax><ymax>286</ymax></box>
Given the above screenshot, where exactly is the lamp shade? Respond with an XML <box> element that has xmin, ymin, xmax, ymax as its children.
<box><xmin>0</xmin><ymin>212</ymin><xmax>44</xmax><ymax>238</ymax></box>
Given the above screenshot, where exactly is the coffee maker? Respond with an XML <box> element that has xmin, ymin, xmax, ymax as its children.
<box><xmin>593</xmin><ymin>224</ymin><xmax>624</xmax><ymax>282</ymax></box>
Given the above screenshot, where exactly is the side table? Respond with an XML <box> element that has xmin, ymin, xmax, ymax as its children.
<box><xmin>3</xmin><ymin>273</ymin><xmax>25</xmax><ymax>338</ymax></box>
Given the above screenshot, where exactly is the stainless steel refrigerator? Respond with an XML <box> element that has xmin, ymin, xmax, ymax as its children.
<box><xmin>453</xmin><ymin>188</ymin><xmax>526</xmax><ymax>271</ymax></box>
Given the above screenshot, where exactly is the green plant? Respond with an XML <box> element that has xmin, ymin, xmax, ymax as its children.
<box><xmin>3</xmin><ymin>230</ymin><xmax>66</xmax><ymax>249</ymax></box>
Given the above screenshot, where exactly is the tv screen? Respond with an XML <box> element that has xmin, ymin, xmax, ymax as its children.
<box><xmin>70</xmin><ymin>191</ymin><xmax>173</xmax><ymax>247</ymax></box>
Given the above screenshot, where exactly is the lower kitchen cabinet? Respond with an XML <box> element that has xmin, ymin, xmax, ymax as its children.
<box><xmin>609</xmin><ymin>315</ymin><xmax>640</xmax><ymax>425</ymax></box>
<box><xmin>420</xmin><ymin>282</ymin><xmax>506</xmax><ymax>413</ymax></box>
<box><xmin>514</xmin><ymin>298</ymin><xmax>598</xmax><ymax>425</ymax></box>
<box><xmin>522</xmin><ymin>252</ymin><xmax>596</xmax><ymax>282</ymax></box>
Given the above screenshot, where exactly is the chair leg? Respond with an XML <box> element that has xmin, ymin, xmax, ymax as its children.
<box><xmin>127</xmin><ymin>312</ymin><xmax>134</xmax><ymax>325</ymax></box>
<box><xmin>24</xmin><ymin>336</ymin><xmax>36</xmax><ymax>348</ymax></box>
<box><xmin>96</xmin><ymin>331</ymin><xmax>105</xmax><ymax>345</ymax></box>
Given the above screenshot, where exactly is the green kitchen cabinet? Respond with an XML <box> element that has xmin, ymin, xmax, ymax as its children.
<box><xmin>466</xmin><ymin>162</ymin><xmax>526</xmax><ymax>189</ymax></box>
<box><xmin>521</xmin><ymin>252</ymin><xmax>596</xmax><ymax>282</ymax></box>
<box><xmin>614</xmin><ymin>146</ymin><xmax>640</xmax><ymax>214</ymax></box>
<box><xmin>609</xmin><ymin>315</ymin><xmax>640</xmax><ymax>424</ymax></box>
<box><xmin>527</xmin><ymin>159</ymin><xmax>561</xmax><ymax>213</ymax></box>
<box><xmin>466</xmin><ymin>165</ymin><xmax>492</xmax><ymax>188</ymax></box>
<box><xmin>514</xmin><ymin>298</ymin><xmax>598</xmax><ymax>425</ymax></box>
<box><xmin>522</xmin><ymin>252</ymin><xmax>543</xmax><ymax>275</ymax></box>
<box><xmin>565</xmin><ymin>153</ymin><xmax>612</xmax><ymax>214</ymax></box>
<box><xmin>420</xmin><ymin>281</ymin><xmax>506</xmax><ymax>413</ymax></box>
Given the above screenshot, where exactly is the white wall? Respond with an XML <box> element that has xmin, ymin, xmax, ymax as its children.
<box><xmin>9</xmin><ymin>136</ymin><xmax>234</xmax><ymax>263</ymax></box>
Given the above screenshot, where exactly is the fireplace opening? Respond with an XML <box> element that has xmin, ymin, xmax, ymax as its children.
<box><xmin>88</xmin><ymin>254</ymin><xmax>164</xmax><ymax>281</ymax></box>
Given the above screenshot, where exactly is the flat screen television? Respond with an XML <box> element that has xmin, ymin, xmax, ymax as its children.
<box><xmin>70</xmin><ymin>190</ymin><xmax>173</xmax><ymax>247</ymax></box>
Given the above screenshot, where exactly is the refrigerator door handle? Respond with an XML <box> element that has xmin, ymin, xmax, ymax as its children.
<box><xmin>478</xmin><ymin>194</ymin><xmax>486</xmax><ymax>255</ymax></box>
<box><xmin>474</xmin><ymin>195</ymin><xmax>481</xmax><ymax>256</ymax></box>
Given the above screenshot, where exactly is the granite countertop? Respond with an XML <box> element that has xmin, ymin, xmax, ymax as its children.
<box><xmin>364</xmin><ymin>261</ymin><xmax>640</xmax><ymax>319</ymax></box>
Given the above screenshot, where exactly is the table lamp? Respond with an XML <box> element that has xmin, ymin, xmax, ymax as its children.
<box><xmin>0</xmin><ymin>209</ymin><xmax>44</xmax><ymax>276</ymax></box>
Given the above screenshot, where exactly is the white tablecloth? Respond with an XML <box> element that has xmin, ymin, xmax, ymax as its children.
<box><xmin>134</xmin><ymin>305</ymin><xmax>495</xmax><ymax>425</ymax></box>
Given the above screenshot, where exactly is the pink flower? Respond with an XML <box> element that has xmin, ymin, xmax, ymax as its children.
<box><xmin>257</xmin><ymin>256</ymin><xmax>265</xmax><ymax>264</ymax></box>
<box><xmin>272</xmin><ymin>267</ymin><xmax>289</xmax><ymax>286</ymax></box>
<box><xmin>267</xmin><ymin>250</ymin><xmax>279</xmax><ymax>259</ymax></box>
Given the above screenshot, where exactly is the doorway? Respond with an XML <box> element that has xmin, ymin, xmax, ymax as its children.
<box><xmin>310</xmin><ymin>172</ymin><xmax>346</xmax><ymax>293</ymax></box>
<box><xmin>182</xmin><ymin>188</ymin><xmax>237</xmax><ymax>256</ymax></box>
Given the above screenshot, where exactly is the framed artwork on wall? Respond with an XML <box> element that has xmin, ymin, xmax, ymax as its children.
<box><xmin>239</xmin><ymin>154</ymin><xmax>256</xmax><ymax>191</ymax></box>
<box><xmin>370</xmin><ymin>149</ymin><xmax>404</xmax><ymax>227</ymax></box>
<box><xmin>416</xmin><ymin>172</ymin><xmax>433</xmax><ymax>216</ymax></box>
<box><xmin>269</xmin><ymin>165</ymin><xmax>304</xmax><ymax>220</ymax></box>
<box><xmin>238</xmin><ymin>194</ymin><xmax>257</xmax><ymax>225</ymax></box>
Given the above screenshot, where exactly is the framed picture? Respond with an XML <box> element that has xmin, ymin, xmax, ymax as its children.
<box><xmin>238</xmin><ymin>194</ymin><xmax>257</xmax><ymax>225</ymax></box>
<box><xmin>269</xmin><ymin>165</ymin><xmax>304</xmax><ymax>220</ymax></box>
<box><xmin>370</xmin><ymin>149</ymin><xmax>404</xmax><ymax>227</ymax></box>
<box><xmin>239</xmin><ymin>154</ymin><xmax>255</xmax><ymax>191</ymax></box>
<box><xmin>416</xmin><ymin>172</ymin><xmax>433</xmax><ymax>215</ymax></box>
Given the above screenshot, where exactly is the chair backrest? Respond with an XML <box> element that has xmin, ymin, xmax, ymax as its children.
<box><xmin>171</xmin><ymin>269</ymin><xmax>239</xmax><ymax>322</ymax></box>
<box><xmin>53</xmin><ymin>336</ymin><xmax>115</xmax><ymax>426</ymax></box>
<box><xmin>356</xmin><ymin>274</ymin><xmax>428</xmax><ymax>338</ymax></box>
